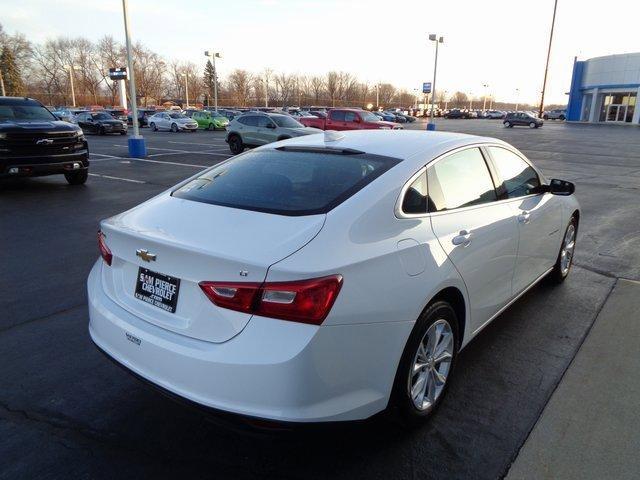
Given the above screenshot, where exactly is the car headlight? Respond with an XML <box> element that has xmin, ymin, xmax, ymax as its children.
<box><xmin>0</xmin><ymin>133</ymin><xmax>7</xmax><ymax>140</ymax></box>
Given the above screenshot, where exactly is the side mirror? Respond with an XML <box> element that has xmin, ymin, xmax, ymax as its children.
<box><xmin>352</xmin><ymin>116</ymin><xmax>361</xmax><ymax>123</ymax></box>
<box><xmin>266</xmin><ymin>123</ymin><xmax>276</xmax><ymax>129</ymax></box>
<box><xmin>549</xmin><ymin>178</ymin><xmax>575</xmax><ymax>196</ymax></box>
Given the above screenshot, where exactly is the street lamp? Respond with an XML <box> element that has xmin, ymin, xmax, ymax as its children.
<box><xmin>482</xmin><ymin>83</ymin><xmax>489</xmax><ymax>111</ymax></box>
<box><xmin>443</xmin><ymin>90</ymin><xmax>449</xmax><ymax>110</ymax></box>
<box><xmin>65</xmin><ymin>65</ymin><xmax>81</xmax><ymax>107</ymax></box>
<box><xmin>121</xmin><ymin>0</ymin><xmax>146</xmax><ymax>158</ymax></box>
<box><xmin>515</xmin><ymin>88</ymin><xmax>520</xmax><ymax>111</ymax></box>
<box><xmin>469</xmin><ymin>92</ymin><xmax>473</xmax><ymax>110</ymax></box>
<box><xmin>427</xmin><ymin>33</ymin><xmax>443</xmax><ymax>131</ymax></box>
<box><xmin>181</xmin><ymin>72</ymin><xmax>189</xmax><ymax>108</ymax></box>
<box><xmin>204</xmin><ymin>50</ymin><xmax>221</xmax><ymax>111</ymax></box>
<box><xmin>375</xmin><ymin>83</ymin><xmax>380</xmax><ymax>109</ymax></box>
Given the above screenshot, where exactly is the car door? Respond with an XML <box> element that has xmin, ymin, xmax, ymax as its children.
<box><xmin>485</xmin><ymin>146</ymin><xmax>562</xmax><ymax>294</ymax></box>
<box><xmin>344</xmin><ymin>111</ymin><xmax>359</xmax><ymax>129</ymax></box>
<box><xmin>428</xmin><ymin>146</ymin><xmax>519</xmax><ymax>333</ymax></box>
<box><xmin>326</xmin><ymin>110</ymin><xmax>347</xmax><ymax>130</ymax></box>
<box><xmin>255</xmin><ymin>116</ymin><xmax>277</xmax><ymax>144</ymax></box>
<box><xmin>239</xmin><ymin>115</ymin><xmax>259</xmax><ymax>145</ymax></box>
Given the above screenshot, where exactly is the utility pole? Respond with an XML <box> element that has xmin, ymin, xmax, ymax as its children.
<box><xmin>121</xmin><ymin>0</ymin><xmax>145</xmax><ymax>157</ymax></box>
<box><xmin>515</xmin><ymin>88</ymin><xmax>520</xmax><ymax>111</ymax></box>
<box><xmin>375</xmin><ymin>83</ymin><xmax>379</xmax><ymax>109</ymax></box>
<box><xmin>66</xmin><ymin>65</ymin><xmax>79</xmax><ymax>107</ymax></box>
<box><xmin>182</xmin><ymin>72</ymin><xmax>189</xmax><ymax>108</ymax></box>
<box><xmin>427</xmin><ymin>34</ymin><xmax>443</xmax><ymax>131</ymax></box>
<box><xmin>0</xmin><ymin>70</ymin><xmax>5</xmax><ymax>96</ymax></box>
<box><xmin>539</xmin><ymin>0</ymin><xmax>558</xmax><ymax>118</ymax></box>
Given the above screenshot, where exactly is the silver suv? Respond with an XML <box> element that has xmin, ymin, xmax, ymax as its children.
<box><xmin>225</xmin><ymin>112</ymin><xmax>321</xmax><ymax>154</ymax></box>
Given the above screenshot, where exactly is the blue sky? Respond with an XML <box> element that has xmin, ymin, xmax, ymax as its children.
<box><xmin>4</xmin><ymin>0</ymin><xmax>640</xmax><ymax>104</ymax></box>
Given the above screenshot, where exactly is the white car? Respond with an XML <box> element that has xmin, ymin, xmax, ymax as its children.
<box><xmin>486</xmin><ymin>110</ymin><xmax>505</xmax><ymax>119</ymax></box>
<box><xmin>148</xmin><ymin>111</ymin><xmax>198</xmax><ymax>132</ymax></box>
<box><xmin>88</xmin><ymin>130</ymin><xmax>579</xmax><ymax>424</ymax></box>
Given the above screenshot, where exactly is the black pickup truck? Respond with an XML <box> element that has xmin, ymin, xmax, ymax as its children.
<box><xmin>0</xmin><ymin>97</ymin><xmax>89</xmax><ymax>184</ymax></box>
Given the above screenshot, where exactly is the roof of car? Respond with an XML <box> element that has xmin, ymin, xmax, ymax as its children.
<box><xmin>263</xmin><ymin>130</ymin><xmax>509</xmax><ymax>166</ymax></box>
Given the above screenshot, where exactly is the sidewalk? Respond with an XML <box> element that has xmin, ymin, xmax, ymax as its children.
<box><xmin>506</xmin><ymin>279</ymin><xmax>640</xmax><ymax>480</ymax></box>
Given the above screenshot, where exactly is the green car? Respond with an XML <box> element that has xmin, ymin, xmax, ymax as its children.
<box><xmin>192</xmin><ymin>111</ymin><xmax>229</xmax><ymax>131</ymax></box>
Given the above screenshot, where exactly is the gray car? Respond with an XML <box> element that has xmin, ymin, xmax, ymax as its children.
<box><xmin>225</xmin><ymin>112</ymin><xmax>321</xmax><ymax>154</ymax></box>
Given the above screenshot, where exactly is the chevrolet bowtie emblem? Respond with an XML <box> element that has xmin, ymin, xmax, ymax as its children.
<box><xmin>36</xmin><ymin>138</ymin><xmax>54</xmax><ymax>145</ymax></box>
<box><xmin>136</xmin><ymin>249</ymin><xmax>157</xmax><ymax>262</ymax></box>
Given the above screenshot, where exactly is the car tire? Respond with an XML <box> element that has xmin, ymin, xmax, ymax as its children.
<box><xmin>120</xmin><ymin>131</ymin><xmax>126</xmax><ymax>135</ymax></box>
<box><xmin>391</xmin><ymin>300</ymin><xmax>459</xmax><ymax>424</ymax></box>
<box><xmin>171</xmin><ymin>123</ymin><xmax>179</xmax><ymax>133</ymax></box>
<box><xmin>543</xmin><ymin>115</ymin><xmax>549</xmax><ymax>120</ymax></box>
<box><xmin>228</xmin><ymin>134</ymin><xmax>244</xmax><ymax>155</ymax></box>
<box><xmin>504</xmin><ymin>121</ymin><xmax>512</xmax><ymax>128</ymax></box>
<box><xmin>549</xmin><ymin>216</ymin><xmax>578</xmax><ymax>284</ymax></box>
<box><xmin>98</xmin><ymin>126</ymin><xmax>105</xmax><ymax>135</ymax></box>
<box><xmin>150</xmin><ymin>122</ymin><xmax>157</xmax><ymax>132</ymax></box>
<box><xmin>559</xmin><ymin>115</ymin><xmax>565</xmax><ymax>121</ymax></box>
<box><xmin>208</xmin><ymin>123</ymin><xmax>215</xmax><ymax>131</ymax></box>
<box><xmin>64</xmin><ymin>169</ymin><xmax>88</xmax><ymax>185</ymax></box>
<box><xmin>277</xmin><ymin>136</ymin><xmax>291</xmax><ymax>142</ymax></box>
<box><xmin>529</xmin><ymin>122</ymin><xmax>536</xmax><ymax>128</ymax></box>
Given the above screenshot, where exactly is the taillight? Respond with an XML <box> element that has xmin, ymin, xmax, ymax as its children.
<box><xmin>199</xmin><ymin>275</ymin><xmax>343</xmax><ymax>325</ymax></box>
<box><xmin>97</xmin><ymin>230</ymin><xmax>112</xmax><ymax>266</ymax></box>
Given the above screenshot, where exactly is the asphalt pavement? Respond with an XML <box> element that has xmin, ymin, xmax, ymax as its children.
<box><xmin>1</xmin><ymin>119</ymin><xmax>638</xmax><ymax>479</ymax></box>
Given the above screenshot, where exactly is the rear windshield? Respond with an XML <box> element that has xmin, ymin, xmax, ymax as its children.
<box><xmin>0</xmin><ymin>104</ymin><xmax>56</xmax><ymax>121</ymax></box>
<box><xmin>172</xmin><ymin>149</ymin><xmax>401</xmax><ymax>216</ymax></box>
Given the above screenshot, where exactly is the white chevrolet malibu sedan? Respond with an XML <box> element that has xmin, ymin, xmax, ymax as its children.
<box><xmin>88</xmin><ymin>130</ymin><xmax>579</xmax><ymax>424</ymax></box>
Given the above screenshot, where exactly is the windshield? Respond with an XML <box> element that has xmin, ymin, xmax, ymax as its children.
<box><xmin>0</xmin><ymin>104</ymin><xmax>57</xmax><ymax>122</ymax></box>
<box><xmin>360</xmin><ymin>112</ymin><xmax>381</xmax><ymax>122</ymax></box>
<box><xmin>271</xmin><ymin>115</ymin><xmax>304</xmax><ymax>128</ymax></box>
<box><xmin>92</xmin><ymin>113</ymin><xmax>113</xmax><ymax>120</ymax></box>
<box><xmin>169</xmin><ymin>113</ymin><xmax>186</xmax><ymax>119</ymax></box>
<box><xmin>172</xmin><ymin>149</ymin><xmax>401</xmax><ymax>216</ymax></box>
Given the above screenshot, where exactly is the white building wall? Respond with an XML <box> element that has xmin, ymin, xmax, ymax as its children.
<box><xmin>581</xmin><ymin>53</ymin><xmax>640</xmax><ymax>87</ymax></box>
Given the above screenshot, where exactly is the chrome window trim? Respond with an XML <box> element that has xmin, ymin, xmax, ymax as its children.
<box><xmin>395</xmin><ymin>142</ymin><xmax>548</xmax><ymax>219</ymax></box>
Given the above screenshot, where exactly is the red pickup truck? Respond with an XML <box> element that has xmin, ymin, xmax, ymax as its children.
<box><xmin>299</xmin><ymin>108</ymin><xmax>401</xmax><ymax>131</ymax></box>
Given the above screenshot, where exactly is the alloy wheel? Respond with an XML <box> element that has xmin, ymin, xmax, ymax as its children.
<box><xmin>408</xmin><ymin>319</ymin><xmax>454</xmax><ymax>411</ymax></box>
<box><xmin>560</xmin><ymin>223</ymin><xmax>576</xmax><ymax>276</ymax></box>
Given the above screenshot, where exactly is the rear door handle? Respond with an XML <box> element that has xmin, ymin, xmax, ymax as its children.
<box><xmin>518</xmin><ymin>211</ymin><xmax>531</xmax><ymax>224</ymax></box>
<box><xmin>452</xmin><ymin>230</ymin><xmax>472</xmax><ymax>247</ymax></box>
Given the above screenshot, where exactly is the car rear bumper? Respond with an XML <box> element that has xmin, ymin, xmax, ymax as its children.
<box><xmin>1</xmin><ymin>150</ymin><xmax>89</xmax><ymax>178</ymax></box>
<box><xmin>87</xmin><ymin>260</ymin><xmax>412</xmax><ymax>422</ymax></box>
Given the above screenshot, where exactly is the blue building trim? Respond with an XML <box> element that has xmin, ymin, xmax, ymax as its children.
<box><xmin>581</xmin><ymin>83</ymin><xmax>640</xmax><ymax>90</ymax></box>
<box><xmin>566</xmin><ymin>59</ymin><xmax>585</xmax><ymax>121</ymax></box>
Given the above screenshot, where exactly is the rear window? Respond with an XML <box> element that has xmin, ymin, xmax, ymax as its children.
<box><xmin>172</xmin><ymin>149</ymin><xmax>401</xmax><ymax>216</ymax></box>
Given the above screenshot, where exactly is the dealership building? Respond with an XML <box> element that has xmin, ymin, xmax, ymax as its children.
<box><xmin>566</xmin><ymin>52</ymin><xmax>640</xmax><ymax>124</ymax></box>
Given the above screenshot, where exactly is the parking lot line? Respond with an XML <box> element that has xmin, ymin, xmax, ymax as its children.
<box><xmin>122</xmin><ymin>157</ymin><xmax>208</xmax><ymax>168</ymax></box>
<box><xmin>88</xmin><ymin>173</ymin><xmax>146</xmax><ymax>184</ymax></box>
<box><xmin>168</xmin><ymin>140</ymin><xmax>228</xmax><ymax>147</ymax></box>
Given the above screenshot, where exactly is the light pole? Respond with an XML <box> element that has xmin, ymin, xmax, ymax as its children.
<box><xmin>205</xmin><ymin>51</ymin><xmax>221</xmax><ymax>111</ymax></box>
<box><xmin>66</xmin><ymin>65</ymin><xmax>80</xmax><ymax>107</ymax></box>
<box><xmin>539</xmin><ymin>0</ymin><xmax>558</xmax><ymax>118</ymax></box>
<box><xmin>0</xmin><ymin>70</ymin><xmax>6</xmax><ymax>96</ymax></box>
<box><xmin>427</xmin><ymin>33</ymin><xmax>443</xmax><ymax>131</ymax></box>
<box><xmin>181</xmin><ymin>72</ymin><xmax>189</xmax><ymax>108</ymax></box>
<box><xmin>121</xmin><ymin>0</ymin><xmax>145</xmax><ymax>157</ymax></box>
<box><xmin>469</xmin><ymin>92</ymin><xmax>473</xmax><ymax>110</ymax></box>
<box><xmin>515</xmin><ymin>88</ymin><xmax>520</xmax><ymax>111</ymax></box>
<box><xmin>482</xmin><ymin>83</ymin><xmax>489</xmax><ymax>111</ymax></box>
<box><xmin>413</xmin><ymin>88</ymin><xmax>419</xmax><ymax>111</ymax></box>
<box><xmin>443</xmin><ymin>90</ymin><xmax>449</xmax><ymax>110</ymax></box>
<box><xmin>375</xmin><ymin>83</ymin><xmax>380</xmax><ymax>109</ymax></box>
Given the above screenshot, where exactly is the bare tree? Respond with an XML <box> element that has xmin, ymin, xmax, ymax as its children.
<box><xmin>377</xmin><ymin>83</ymin><xmax>396</xmax><ymax>106</ymax></box>
<box><xmin>226</xmin><ymin>69</ymin><xmax>252</xmax><ymax>106</ymax></box>
<box><xmin>309</xmin><ymin>75</ymin><xmax>324</xmax><ymax>104</ymax></box>
<box><xmin>132</xmin><ymin>42</ymin><xmax>165</xmax><ymax>106</ymax></box>
<box><xmin>94</xmin><ymin>36</ymin><xmax>124</xmax><ymax>106</ymax></box>
<box><xmin>275</xmin><ymin>72</ymin><xmax>295</xmax><ymax>107</ymax></box>
<box><xmin>450</xmin><ymin>91</ymin><xmax>468</xmax><ymax>108</ymax></box>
